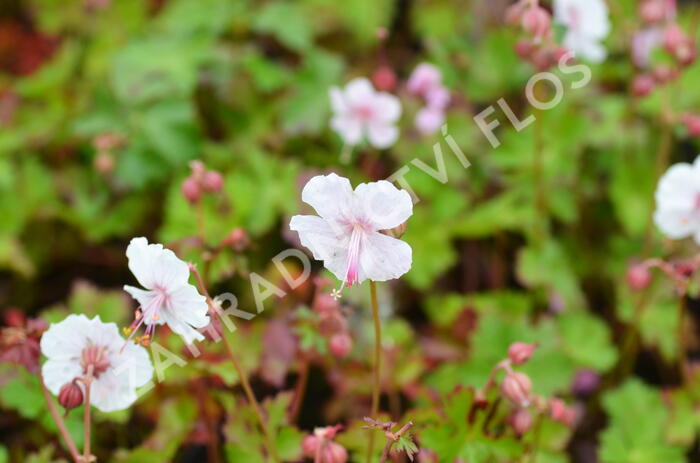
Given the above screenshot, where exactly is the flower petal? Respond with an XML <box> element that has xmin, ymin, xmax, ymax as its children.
<box><xmin>354</xmin><ymin>180</ymin><xmax>413</xmax><ymax>230</ymax></box>
<box><xmin>126</xmin><ymin>237</ymin><xmax>190</xmax><ymax>290</ymax></box>
<box><xmin>344</xmin><ymin>77</ymin><xmax>375</xmax><ymax>104</ymax></box>
<box><xmin>329</xmin><ymin>87</ymin><xmax>347</xmax><ymax>113</ymax></box>
<box><xmin>331</xmin><ymin>115</ymin><xmax>363</xmax><ymax>146</ymax></box>
<box><xmin>300</xmin><ymin>173</ymin><xmax>356</xmax><ymax>223</ymax></box>
<box><xmin>357</xmin><ymin>231</ymin><xmax>412</xmax><ymax>283</ymax></box>
<box><xmin>373</xmin><ymin>93</ymin><xmax>401</xmax><ymax>123</ymax></box>
<box><xmin>289</xmin><ymin>214</ymin><xmax>350</xmax><ymax>281</ymax></box>
<box><xmin>366</xmin><ymin>123</ymin><xmax>398</xmax><ymax>149</ymax></box>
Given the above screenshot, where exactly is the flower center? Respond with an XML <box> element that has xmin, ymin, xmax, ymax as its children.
<box><xmin>80</xmin><ymin>344</ymin><xmax>110</xmax><ymax>377</ymax></box>
<box><xmin>352</xmin><ymin>104</ymin><xmax>374</xmax><ymax>123</ymax></box>
<box><xmin>331</xmin><ymin>225</ymin><xmax>364</xmax><ymax>300</ymax></box>
<box><xmin>123</xmin><ymin>286</ymin><xmax>170</xmax><ymax>349</ymax></box>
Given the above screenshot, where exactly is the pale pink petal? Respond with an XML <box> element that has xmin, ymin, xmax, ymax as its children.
<box><xmin>373</xmin><ymin>93</ymin><xmax>401</xmax><ymax>123</ymax></box>
<box><xmin>354</xmin><ymin>180</ymin><xmax>413</xmax><ymax>230</ymax></box>
<box><xmin>425</xmin><ymin>86</ymin><xmax>450</xmax><ymax>109</ymax></box>
<box><xmin>330</xmin><ymin>115</ymin><xmax>363</xmax><ymax>146</ymax></box>
<box><xmin>344</xmin><ymin>78</ymin><xmax>375</xmax><ymax>105</ymax></box>
<box><xmin>357</xmin><ymin>231</ymin><xmax>412</xmax><ymax>283</ymax></box>
<box><xmin>167</xmin><ymin>284</ymin><xmax>210</xmax><ymax>329</ymax></box>
<box><xmin>126</xmin><ymin>237</ymin><xmax>189</xmax><ymax>290</ymax></box>
<box><xmin>289</xmin><ymin>214</ymin><xmax>350</xmax><ymax>281</ymax></box>
<box><xmin>415</xmin><ymin>107</ymin><xmax>445</xmax><ymax>135</ymax></box>
<box><xmin>407</xmin><ymin>63</ymin><xmax>442</xmax><ymax>95</ymax></box>
<box><xmin>299</xmin><ymin>173</ymin><xmax>356</xmax><ymax>223</ymax></box>
<box><xmin>367</xmin><ymin>123</ymin><xmax>398</xmax><ymax>149</ymax></box>
<box><xmin>329</xmin><ymin>87</ymin><xmax>347</xmax><ymax>113</ymax></box>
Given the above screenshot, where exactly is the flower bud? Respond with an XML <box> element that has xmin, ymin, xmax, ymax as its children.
<box><xmin>372</xmin><ymin>66</ymin><xmax>397</xmax><ymax>92</ymax></box>
<box><xmin>549</xmin><ymin>398</ymin><xmax>575</xmax><ymax>427</ymax></box>
<box><xmin>329</xmin><ymin>333</ymin><xmax>353</xmax><ymax>358</ymax></box>
<box><xmin>639</xmin><ymin>0</ymin><xmax>666</xmax><ymax>24</ymax></box>
<box><xmin>222</xmin><ymin>227</ymin><xmax>250</xmax><ymax>252</ymax></box>
<box><xmin>502</xmin><ymin>371</ymin><xmax>532</xmax><ymax>406</ymax></box>
<box><xmin>663</xmin><ymin>24</ymin><xmax>686</xmax><ymax>54</ymax></box>
<box><xmin>514</xmin><ymin>40</ymin><xmax>535</xmax><ymax>59</ymax></box>
<box><xmin>504</xmin><ymin>2</ymin><xmax>526</xmax><ymax>26</ymax></box>
<box><xmin>202</xmin><ymin>170</ymin><xmax>223</xmax><ymax>193</ymax></box>
<box><xmin>626</xmin><ymin>263</ymin><xmax>652</xmax><ymax>290</ymax></box>
<box><xmin>521</xmin><ymin>6</ymin><xmax>551</xmax><ymax>39</ymax></box>
<box><xmin>302</xmin><ymin>435</ymin><xmax>319</xmax><ymax>457</ymax></box>
<box><xmin>58</xmin><ymin>381</ymin><xmax>84</xmax><ymax>412</ymax></box>
<box><xmin>181</xmin><ymin>177</ymin><xmax>201</xmax><ymax>204</ymax></box>
<box><xmin>572</xmin><ymin>369</ymin><xmax>600</xmax><ymax>398</ymax></box>
<box><xmin>683</xmin><ymin>113</ymin><xmax>700</xmax><ymax>137</ymax></box>
<box><xmin>632</xmin><ymin>74</ymin><xmax>656</xmax><ymax>97</ymax></box>
<box><xmin>94</xmin><ymin>151</ymin><xmax>115</xmax><ymax>174</ymax></box>
<box><xmin>380</xmin><ymin>221</ymin><xmax>408</xmax><ymax>239</ymax></box>
<box><xmin>322</xmin><ymin>442</ymin><xmax>348</xmax><ymax>463</ymax></box>
<box><xmin>652</xmin><ymin>65</ymin><xmax>679</xmax><ymax>84</ymax></box>
<box><xmin>508</xmin><ymin>342</ymin><xmax>536</xmax><ymax>365</ymax></box>
<box><xmin>508</xmin><ymin>407</ymin><xmax>532</xmax><ymax>436</ymax></box>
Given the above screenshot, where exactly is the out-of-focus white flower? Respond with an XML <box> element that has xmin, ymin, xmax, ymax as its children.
<box><xmin>329</xmin><ymin>78</ymin><xmax>401</xmax><ymax>149</ymax></box>
<box><xmin>41</xmin><ymin>314</ymin><xmax>153</xmax><ymax>412</ymax></box>
<box><xmin>653</xmin><ymin>157</ymin><xmax>700</xmax><ymax>244</ymax></box>
<box><xmin>123</xmin><ymin>237</ymin><xmax>209</xmax><ymax>345</ymax></box>
<box><xmin>554</xmin><ymin>0</ymin><xmax>611</xmax><ymax>63</ymax></box>
<box><xmin>289</xmin><ymin>173</ymin><xmax>412</xmax><ymax>298</ymax></box>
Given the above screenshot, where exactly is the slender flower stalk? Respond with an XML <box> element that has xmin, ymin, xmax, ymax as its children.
<box><xmin>189</xmin><ymin>263</ymin><xmax>280</xmax><ymax>463</ymax></box>
<box><xmin>366</xmin><ymin>281</ymin><xmax>382</xmax><ymax>463</ymax></box>
<box><xmin>40</xmin><ymin>377</ymin><xmax>81</xmax><ymax>463</ymax></box>
<box><xmin>77</xmin><ymin>366</ymin><xmax>95</xmax><ymax>463</ymax></box>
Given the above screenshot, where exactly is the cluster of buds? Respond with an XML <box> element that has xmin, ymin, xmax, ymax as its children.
<box><xmin>181</xmin><ymin>160</ymin><xmax>224</xmax><ymax>204</ymax></box>
<box><xmin>220</xmin><ymin>227</ymin><xmax>251</xmax><ymax>253</ymax></box>
<box><xmin>506</xmin><ymin>0</ymin><xmax>568</xmax><ymax>71</ymax></box>
<box><xmin>632</xmin><ymin>0</ymin><xmax>696</xmax><ymax>98</ymax></box>
<box><xmin>313</xmin><ymin>281</ymin><xmax>353</xmax><ymax>358</ymax></box>
<box><xmin>406</xmin><ymin>63</ymin><xmax>451</xmax><ymax>135</ymax></box>
<box><xmin>302</xmin><ymin>425</ymin><xmax>348</xmax><ymax>463</ymax></box>
<box><xmin>92</xmin><ymin>132</ymin><xmax>124</xmax><ymax>174</ymax></box>
<box><xmin>626</xmin><ymin>255</ymin><xmax>700</xmax><ymax>294</ymax></box>
<box><xmin>0</xmin><ymin>309</ymin><xmax>47</xmax><ymax>374</ymax></box>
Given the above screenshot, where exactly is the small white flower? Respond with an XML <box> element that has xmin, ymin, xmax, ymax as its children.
<box><xmin>41</xmin><ymin>314</ymin><xmax>153</xmax><ymax>412</ymax></box>
<box><xmin>654</xmin><ymin>157</ymin><xmax>700</xmax><ymax>244</ymax></box>
<box><xmin>123</xmin><ymin>237</ymin><xmax>209</xmax><ymax>345</ymax></box>
<box><xmin>289</xmin><ymin>173</ymin><xmax>413</xmax><ymax>297</ymax></box>
<box><xmin>329</xmin><ymin>78</ymin><xmax>401</xmax><ymax>149</ymax></box>
<box><xmin>554</xmin><ymin>0</ymin><xmax>611</xmax><ymax>63</ymax></box>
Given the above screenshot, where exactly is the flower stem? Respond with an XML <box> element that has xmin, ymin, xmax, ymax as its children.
<box><xmin>677</xmin><ymin>296</ymin><xmax>689</xmax><ymax>382</ymax></box>
<box><xmin>39</xmin><ymin>376</ymin><xmax>81</xmax><ymax>463</ymax></box>
<box><xmin>366</xmin><ymin>280</ymin><xmax>382</xmax><ymax>463</ymax></box>
<box><xmin>379</xmin><ymin>421</ymin><xmax>414</xmax><ymax>463</ymax></box>
<box><xmin>189</xmin><ymin>263</ymin><xmax>280</xmax><ymax>463</ymax></box>
<box><xmin>289</xmin><ymin>354</ymin><xmax>309</xmax><ymax>423</ymax></box>
<box><xmin>79</xmin><ymin>367</ymin><xmax>95</xmax><ymax>463</ymax></box>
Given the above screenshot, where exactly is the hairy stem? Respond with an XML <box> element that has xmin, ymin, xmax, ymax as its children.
<box><xmin>40</xmin><ymin>377</ymin><xmax>81</xmax><ymax>463</ymax></box>
<box><xmin>366</xmin><ymin>281</ymin><xmax>382</xmax><ymax>463</ymax></box>
<box><xmin>80</xmin><ymin>367</ymin><xmax>95</xmax><ymax>462</ymax></box>
<box><xmin>289</xmin><ymin>354</ymin><xmax>309</xmax><ymax>423</ymax></box>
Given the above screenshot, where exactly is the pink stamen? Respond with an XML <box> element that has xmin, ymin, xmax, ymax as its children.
<box><xmin>331</xmin><ymin>226</ymin><xmax>364</xmax><ymax>300</ymax></box>
<box><xmin>121</xmin><ymin>288</ymin><xmax>168</xmax><ymax>351</ymax></box>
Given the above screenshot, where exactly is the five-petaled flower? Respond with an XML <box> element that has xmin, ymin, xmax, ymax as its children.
<box><xmin>329</xmin><ymin>78</ymin><xmax>401</xmax><ymax>149</ymax></box>
<box><xmin>123</xmin><ymin>237</ymin><xmax>210</xmax><ymax>345</ymax></box>
<box><xmin>554</xmin><ymin>0</ymin><xmax>611</xmax><ymax>63</ymax></box>
<box><xmin>654</xmin><ymin>156</ymin><xmax>700</xmax><ymax>244</ymax></box>
<box><xmin>289</xmin><ymin>173</ymin><xmax>413</xmax><ymax>298</ymax></box>
<box><xmin>41</xmin><ymin>314</ymin><xmax>153</xmax><ymax>412</ymax></box>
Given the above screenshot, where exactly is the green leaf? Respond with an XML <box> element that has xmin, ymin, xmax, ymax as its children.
<box><xmin>558</xmin><ymin>311</ymin><xmax>618</xmax><ymax>371</ymax></box>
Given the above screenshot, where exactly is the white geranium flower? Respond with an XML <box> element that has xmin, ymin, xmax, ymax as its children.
<box><xmin>554</xmin><ymin>0</ymin><xmax>611</xmax><ymax>63</ymax></box>
<box><xmin>329</xmin><ymin>78</ymin><xmax>401</xmax><ymax>149</ymax></box>
<box><xmin>123</xmin><ymin>237</ymin><xmax>209</xmax><ymax>345</ymax></box>
<box><xmin>289</xmin><ymin>173</ymin><xmax>413</xmax><ymax>297</ymax></box>
<box><xmin>41</xmin><ymin>314</ymin><xmax>153</xmax><ymax>412</ymax></box>
<box><xmin>654</xmin><ymin>157</ymin><xmax>700</xmax><ymax>244</ymax></box>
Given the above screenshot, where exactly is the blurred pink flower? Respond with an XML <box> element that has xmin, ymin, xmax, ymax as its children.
<box><xmin>653</xmin><ymin>157</ymin><xmax>700</xmax><ymax>244</ymax></box>
<box><xmin>632</xmin><ymin>27</ymin><xmax>664</xmax><ymax>68</ymax></box>
<box><xmin>123</xmin><ymin>237</ymin><xmax>210</xmax><ymax>344</ymax></box>
<box><xmin>415</xmin><ymin>106</ymin><xmax>445</xmax><ymax>135</ymax></box>
<box><xmin>41</xmin><ymin>314</ymin><xmax>153</xmax><ymax>412</ymax></box>
<box><xmin>407</xmin><ymin>63</ymin><xmax>442</xmax><ymax>96</ymax></box>
<box><xmin>329</xmin><ymin>78</ymin><xmax>401</xmax><ymax>149</ymax></box>
<box><xmin>554</xmin><ymin>0</ymin><xmax>610</xmax><ymax>63</ymax></box>
<box><xmin>289</xmin><ymin>173</ymin><xmax>412</xmax><ymax>297</ymax></box>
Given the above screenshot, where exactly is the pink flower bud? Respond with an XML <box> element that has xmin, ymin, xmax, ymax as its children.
<box><xmin>514</xmin><ymin>40</ymin><xmax>535</xmax><ymax>59</ymax></box>
<box><xmin>521</xmin><ymin>6</ymin><xmax>551</xmax><ymax>39</ymax></box>
<box><xmin>425</xmin><ymin>86</ymin><xmax>450</xmax><ymax>110</ymax></box>
<box><xmin>189</xmin><ymin>160</ymin><xmax>206</xmax><ymax>182</ymax></box>
<box><xmin>683</xmin><ymin>113</ymin><xmax>700</xmax><ymax>137</ymax></box>
<box><xmin>329</xmin><ymin>333</ymin><xmax>353</xmax><ymax>358</ymax></box>
<box><xmin>508</xmin><ymin>407</ymin><xmax>532</xmax><ymax>435</ymax></box>
<box><xmin>652</xmin><ymin>65</ymin><xmax>679</xmax><ymax>84</ymax></box>
<box><xmin>632</xmin><ymin>74</ymin><xmax>656</xmax><ymax>97</ymax></box>
<box><xmin>372</xmin><ymin>66</ymin><xmax>397</xmax><ymax>92</ymax></box>
<box><xmin>181</xmin><ymin>177</ymin><xmax>201</xmax><ymax>204</ymax></box>
<box><xmin>202</xmin><ymin>170</ymin><xmax>223</xmax><ymax>193</ymax></box>
<box><xmin>322</xmin><ymin>442</ymin><xmax>348</xmax><ymax>463</ymax></box>
<box><xmin>639</xmin><ymin>0</ymin><xmax>666</xmax><ymax>24</ymax></box>
<box><xmin>93</xmin><ymin>151</ymin><xmax>115</xmax><ymax>174</ymax></box>
<box><xmin>302</xmin><ymin>435</ymin><xmax>319</xmax><ymax>457</ymax></box>
<box><xmin>664</xmin><ymin>24</ymin><xmax>686</xmax><ymax>53</ymax></box>
<box><xmin>222</xmin><ymin>227</ymin><xmax>250</xmax><ymax>252</ymax></box>
<box><xmin>58</xmin><ymin>381</ymin><xmax>84</xmax><ymax>412</ymax></box>
<box><xmin>626</xmin><ymin>263</ymin><xmax>652</xmax><ymax>290</ymax></box>
<box><xmin>407</xmin><ymin>63</ymin><xmax>442</xmax><ymax>96</ymax></box>
<box><xmin>550</xmin><ymin>398</ymin><xmax>575</xmax><ymax>427</ymax></box>
<box><xmin>504</xmin><ymin>2</ymin><xmax>526</xmax><ymax>26</ymax></box>
<box><xmin>508</xmin><ymin>342</ymin><xmax>536</xmax><ymax>365</ymax></box>
<box><xmin>502</xmin><ymin>371</ymin><xmax>532</xmax><ymax>406</ymax></box>
<box><xmin>313</xmin><ymin>292</ymin><xmax>341</xmax><ymax>314</ymax></box>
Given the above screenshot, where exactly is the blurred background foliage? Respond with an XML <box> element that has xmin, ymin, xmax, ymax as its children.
<box><xmin>2</xmin><ymin>0</ymin><xmax>700</xmax><ymax>462</ymax></box>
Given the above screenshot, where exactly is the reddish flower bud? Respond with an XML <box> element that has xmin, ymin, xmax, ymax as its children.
<box><xmin>181</xmin><ymin>177</ymin><xmax>201</xmax><ymax>204</ymax></box>
<box><xmin>508</xmin><ymin>407</ymin><xmax>533</xmax><ymax>436</ymax></box>
<box><xmin>58</xmin><ymin>381</ymin><xmax>84</xmax><ymax>412</ymax></box>
<box><xmin>372</xmin><ymin>66</ymin><xmax>397</xmax><ymax>92</ymax></box>
<box><xmin>626</xmin><ymin>263</ymin><xmax>652</xmax><ymax>290</ymax></box>
<box><xmin>313</xmin><ymin>292</ymin><xmax>341</xmax><ymax>314</ymax></box>
<box><xmin>322</xmin><ymin>442</ymin><xmax>348</xmax><ymax>463</ymax></box>
<box><xmin>514</xmin><ymin>40</ymin><xmax>535</xmax><ymax>59</ymax></box>
<box><xmin>632</xmin><ymin>74</ymin><xmax>656</xmax><ymax>97</ymax></box>
<box><xmin>550</xmin><ymin>398</ymin><xmax>575</xmax><ymax>427</ymax></box>
<box><xmin>504</xmin><ymin>2</ymin><xmax>526</xmax><ymax>26</ymax></box>
<box><xmin>572</xmin><ymin>369</ymin><xmax>600</xmax><ymax>398</ymax></box>
<box><xmin>652</xmin><ymin>65</ymin><xmax>679</xmax><ymax>84</ymax></box>
<box><xmin>683</xmin><ymin>113</ymin><xmax>700</xmax><ymax>137</ymax></box>
<box><xmin>639</xmin><ymin>0</ymin><xmax>666</xmax><ymax>24</ymax></box>
<box><xmin>222</xmin><ymin>227</ymin><xmax>250</xmax><ymax>252</ymax></box>
<box><xmin>329</xmin><ymin>333</ymin><xmax>353</xmax><ymax>358</ymax></box>
<box><xmin>508</xmin><ymin>342</ymin><xmax>536</xmax><ymax>365</ymax></box>
<box><xmin>502</xmin><ymin>371</ymin><xmax>532</xmax><ymax>406</ymax></box>
<box><xmin>521</xmin><ymin>6</ymin><xmax>551</xmax><ymax>39</ymax></box>
<box><xmin>202</xmin><ymin>170</ymin><xmax>223</xmax><ymax>193</ymax></box>
<box><xmin>664</xmin><ymin>24</ymin><xmax>686</xmax><ymax>53</ymax></box>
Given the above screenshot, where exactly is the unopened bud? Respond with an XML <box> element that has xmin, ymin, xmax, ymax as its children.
<box><xmin>302</xmin><ymin>435</ymin><xmax>319</xmax><ymax>457</ymax></box>
<box><xmin>572</xmin><ymin>369</ymin><xmax>600</xmax><ymax>398</ymax></box>
<box><xmin>502</xmin><ymin>371</ymin><xmax>532</xmax><ymax>406</ymax></box>
<box><xmin>322</xmin><ymin>442</ymin><xmax>348</xmax><ymax>463</ymax></box>
<box><xmin>508</xmin><ymin>342</ymin><xmax>536</xmax><ymax>365</ymax></box>
<box><xmin>372</xmin><ymin>66</ymin><xmax>397</xmax><ymax>92</ymax></box>
<box><xmin>549</xmin><ymin>398</ymin><xmax>575</xmax><ymax>427</ymax></box>
<box><xmin>632</xmin><ymin>74</ymin><xmax>656</xmax><ymax>97</ymax></box>
<box><xmin>181</xmin><ymin>177</ymin><xmax>201</xmax><ymax>204</ymax></box>
<box><xmin>508</xmin><ymin>407</ymin><xmax>532</xmax><ymax>436</ymax></box>
<box><xmin>58</xmin><ymin>381</ymin><xmax>84</xmax><ymax>412</ymax></box>
<box><xmin>652</xmin><ymin>65</ymin><xmax>679</xmax><ymax>84</ymax></box>
<box><xmin>521</xmin><ymin>6</ymin><xmax>551</xmax><ymax>40</ymax></box>
<box><xmin>626</xmin><ymin>263</ymin><xmax>652</xmax><ymax>290</ymax></box>
<box><xmin>222</xmin><ymin>227</ymin><xmax>250</xmax><ymax>252</ymax></box>
<box><xmin>514</xmin><ymin>40</ymin><xmax>535</xmax><ymax>59</ymax></box>
<box><xmin>683</xmin><ymin>113</ymin><xmax>700</xmax><ymax>137</ymax></box>
<box><xmin>329</xmin><ymin>333</ymin><xmax>353</xmax><ymax>358</ymax></box>
<box><xmin>639</xmin><ymin>0</ymin><xmax>666</xmax><ymax>24</ymax></box>
<box><xmin>202</xmin><ymin>170</ymin><xmax>223</xmax><ymax>193</ymax></box>
<box><xmin>94</xmin><ymin>151</ymin><xmax>115</xmax><ymax>174</ymax></box>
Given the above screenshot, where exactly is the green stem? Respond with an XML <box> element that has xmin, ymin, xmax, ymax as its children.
<box><xmin>366</xmin><ymin>281</ymin><xmax>382</xmax><ymax>463</ymax></box>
